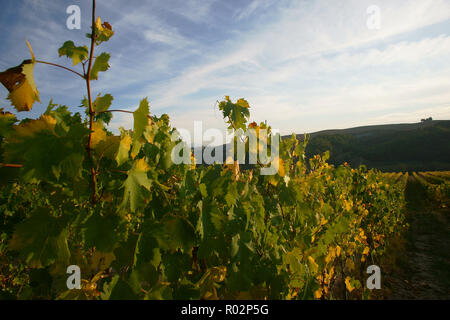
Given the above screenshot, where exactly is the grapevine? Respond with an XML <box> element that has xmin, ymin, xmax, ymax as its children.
<box><xmin>0</xmin><ymin>1</ymin><xmax>409</xmax><ymax>300</ymax></box>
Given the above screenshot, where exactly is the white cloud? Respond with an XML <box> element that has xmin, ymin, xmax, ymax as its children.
<box><xmin>143</xmin><ymin>29</ymin><xmax>193</xmax><ymax>47</ymax></box>
<box><xmin>367</xmin><ymin>105</ymin><xmax>450</xmax><ymax>124</ymax></box>
<box><xmin>171</xmin><ymin>0</ymin><xmax>216</xmax><ymax>23</ymax></box>
<box><xmin>233</xmin><ymin>0</ymin><xmax>276</xmax><ymax>21</ymax></box>
<box><xmin>3</xmin><ymin>0</ymin><xmax>450</xmax><ymax>136</ymax></box>
<box><xmin>121</xmin><ymin>0</ymin><xmax>449</xmax><ymax>137</ymax></box>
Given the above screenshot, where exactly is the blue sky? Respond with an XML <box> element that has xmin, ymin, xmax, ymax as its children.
<box><xmin>1</xmin><ymin>0</ymin><xmax>450</xmax><ymax>140</ymax></box>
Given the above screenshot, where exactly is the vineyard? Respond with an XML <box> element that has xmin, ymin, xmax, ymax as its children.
<box><xmin>381</xmin><ymin>171</ymin><xmax>450</xmax><ymax>299</ymax></box>
<box><xmin>0</xmin><ymin>2</ymin><xmax>448</xmax><ymax>300</ymax></box>
<box><xmin>410</xmin><ymin>172</ymin><xmax>450</xmax><ymax>208</ymax></box>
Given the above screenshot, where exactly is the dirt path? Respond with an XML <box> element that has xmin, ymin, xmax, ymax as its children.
<box><xmin>382</xmin><ymin>175</ymin><xmax>450</xmax><ymax>299</ymax></box>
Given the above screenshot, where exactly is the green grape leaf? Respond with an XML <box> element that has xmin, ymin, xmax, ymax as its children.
<box><xmin>130</xmin><ymin>139</ymin><xmax>143</xmax><ymax>160</ymax></box>
<box><xmin>136</xmin><ymin>228</ymin><xmax>161</xmax><ymax>268</ymax></box>
<box><xmin>144</xmin><ymin>283</ymin><xmax>173</xmax><ymax>300</ymax></box>
<box><xmin>133</xmin><ymin>98</ymin><xmax>150</xmax><ymax>141</ymax></box>
<box><xmin>164</xmin><ymin>216</ymin><xmax>196</xmax><ymax>252</ymax></box>
<box><xmin>58</xmin><ymin>41</ymin><xmax>89</xmax><ymax>66</ymax></box>
<box><xmin>199</xmin><ymin>183</ymin><xmax>208</xmax><ymax>198</ymax></box>
<box><xmin>0</xmin><ymin>41</ymin><xmax>40</xmax><ymax>111</ymax></box>
<box><xmin>8</xmin><ymin>208</ymin><xmax>70</xmax><ymax>268</ymax></box>
<box><xmin>95</xmin><ymin>111</ymin><xmax>113</xmax><ymax>125</ymax></box>
<box><xmin>120</xmin><ymin>158</ymin><xmax>153</xmax><ymax>212</ymax></box>
<box><xmin>56</xmin><ymin>289</ymin><xmax>89</xmax><ymax>300</ymax></box>
<box><xmin>95</xmin><ymin>135</ymin><xmax>120</xmax><ymax>161</ymax></box>
<box><xmin>225</xmin><ymin>182</ymin><xmax>238</xmax><ymax>207</ymax></box>
<box><xmin>4</xmin><ymin>114</ymin><xmax>87</xmax><ymax>182</ymax></box>
<box><xmin>113</xmin><ymin>234</ymin><xmax>139</xmax><ymax>270</ymax></box>
<box><xmin>82</xmin><ymin>211</ymin><xmax>126</xmax><ymax>252</ymax></box>
<box><xmin>94</xmin><ymin>93</ymin><xmax>113</xmax><ymax>113</ymax></box>
<box><xmin>102</xmin><ymin>275</ymin><xmax>138</xmax><ymax>300</ymax></box>
<box><xmin>163</xmin><ymin>251</ymin><xmax>191</xmax><ymax>283</ymax></box>
<box><xmin>0</xmin><ymin>108</ymin><xmax>17</xmax><ymax>137</ymax></box>
<box><xmin>90</xmin><ymin>52</ymin><xmax>110</xmax><ymax>80</ymax></box>
<box><xmin>129</xmin><ymin>262</ymin><xmax>158</xmax><ymax>293</ymax></box>
<box><xmin>218</xmin><ymin>97</ymin><xmax>250</xmax><ymax>131</ymax></box>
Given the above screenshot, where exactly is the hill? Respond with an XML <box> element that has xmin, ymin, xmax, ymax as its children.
<box><xmin>195</xmin><ymin>120</ymin><xmax>450</xmax><ymax>172</ymax></box>
<box><xmin>300</xmin><ymin>120</ymin><xmax>450</xmax><ymax>172</ymax></box>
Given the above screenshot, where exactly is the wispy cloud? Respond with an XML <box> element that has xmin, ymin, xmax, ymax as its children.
<box><xmin>126</xmin><ymin>0</ymin><xmax>450</xmax><ymax>137</ymax></box>
<box><xmin>233</xmin><ymin>0</ymin><xmax>276</xmax><ymax>21</ymax></box>
<box><xmin>1</xmin><ymin>0</ymin><xmax>450</xmax><ymax>137</ymax></box>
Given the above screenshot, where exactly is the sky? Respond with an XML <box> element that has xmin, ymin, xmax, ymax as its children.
<box><xmin>1</xmin><ymin>0</ymin><xmax>450</xmax><ymax>144</ymax></box>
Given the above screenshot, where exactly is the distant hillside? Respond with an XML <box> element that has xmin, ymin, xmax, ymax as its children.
<box><xmin>300</xmin><ymin>120</ymin><xmax>450</xmax><ymax>172</ymax></box>
<box><xmin>195</xmin><ymin>120</ymin><xmax>450</xmax><ymax>172</ymax></box>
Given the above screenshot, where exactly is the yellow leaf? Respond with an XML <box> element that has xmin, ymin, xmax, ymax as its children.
<box><xmin>26</xmin><ymin>40</ymin><xmax>36</xmax><ymax>62</ymax></box>
<box><xmin>345</xmin><ymin>277</ymin><xmax>354</xmax><ymax>292</ymax></box>
<box><xmin>115</xmin><ymin>132</ymin><xmax>132</xmax><ymax>166</ymax></box>
<box><xmin>336</xmin><ymin>245</ymin><xmax>341</xmax><ymax>257</ymax></box>
<box><xmin>325</xmin><ymin>247</ymin><xmax>335</xmax><ymax>264</ymax></box>
<box><xmin>95</xmin><ymin>17</ymin><xmax>103</xmax><ymax>31</ymax></box>
<box><xmin>12</xmin><ymin>115</ymin><xmax>56</xmax><ymax>138</ymax></box>
<box><xmin>308</xmin><ymin>256</ymin><xmax>319</xmax><ymax>274</ymax></box>
<box><xmin>268</xmin><ymin>175</ymin><xmax>279</xmax><ymax>186</ymax></box>
<box><xmin>0</xmin><ymin>41</ymin><xmax>40</xmax><ymax>111</ymax></box>
<box><xmin>326</xmin><ymin>267</ymin><xmax>335</xmax><ymax>284</ymax></box>
<box><xmin>190</xmin><ymin>153</ymin><xmax>196</xmax><ymax>170</ymax></box>
<box><xmin>90</xmin><ymin>122</ymin><xmax>107</xmax><ymax>148</ymax></box>
<box><xmin>343</xmin><ymin>199</ymin><xmax>353</xmax><ymax>212</ymax></box>
<box><xmin>362</xmin><ymin>246</ymin><xmax>370</xmax><ymax>256</ymax></box>
<box><xmin>314</xmin><ymin>288</ymin><xmax>322</xmax><ymax>299</ymax></box>
<box><xmin>94</xmin><ymin>17</ymin><xmax>114</xmax><ymax>43</ymax></box>
<box><xmin>135</xmin><ymin>158</ymin><xmax>150</xmax><ymax>172</ymax></box>
<box><xmin>236</xmin><ymin>98</ymin><xmax>250</xmax><ymax>108</ymax></box>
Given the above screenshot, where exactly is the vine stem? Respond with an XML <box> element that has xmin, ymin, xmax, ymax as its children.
<box><xmin>97</xmin><ymin>109</ymin><xmax>134</xmax><ymax>115</ymax></box>
<box><xmin>86</xmin><ymin>0</ymin><xmax>97</xmax><ymax>204</ymax></box>
<box><xmin>0</xmin><ymin>163</ymin><xmax>23</xmax><ymax>168</ymax></box>
<box><xmin>36</xmin><ymin>60</ymin><xmax>84</xmax><ymax>79</ymax></box>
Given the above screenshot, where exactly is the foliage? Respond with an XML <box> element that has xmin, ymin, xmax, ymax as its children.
<box><xmin>0</xmin><ymin>2</ymin><xmax>408</xmax><ymax>300</ymax></box>
<box><xmin>412</xmin><ymin>172</ymin><xmax>450</xmax><ymax>208</ymax></box>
